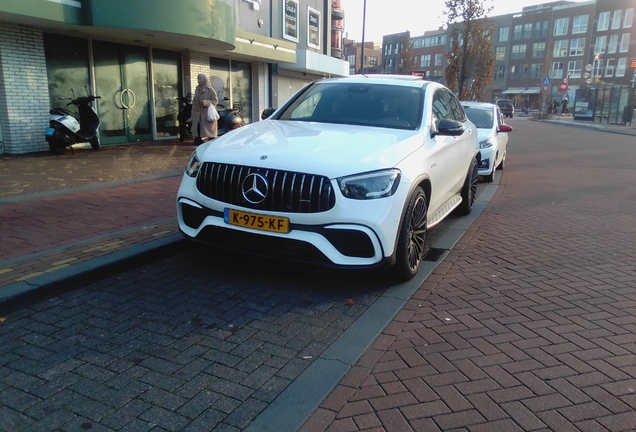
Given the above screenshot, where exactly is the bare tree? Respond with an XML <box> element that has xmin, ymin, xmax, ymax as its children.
<box><xmin>397</xmin><ymin>33</ymin><xmax>416</xmax><ymax>75</ymax></box>
<box><xmin>444</xmin><ymin>0</ymin><xmax>495</xmax><ymax>100</ymax></box>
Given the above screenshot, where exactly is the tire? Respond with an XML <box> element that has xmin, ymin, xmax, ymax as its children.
<box><xmin>483</xmin><ymin>166</ymin><xmax>495</xmax><ymax>183</ymax></box>
<box><xmin>393</xmin><ymin>187</ymin><xmax>428</xmax><ymax>281</ymax></box>
<box><xmin>48</xmin><ymin>138</ymin><xmax>66</xmax><ymax>155</ymax></box>
<box><xmin>458</xmin><ymin>158</ymin><xmax>478</xmax><ymax>215</ymax></box>
<box><xmin>497</xmin><ymin>151</ymin><xmax>506</xmax><ymax>170</ymax></box>
<box><xmin>90</xmin><ymin>136</ymin><xmax>100</xmax><ymax>150</ymax></box>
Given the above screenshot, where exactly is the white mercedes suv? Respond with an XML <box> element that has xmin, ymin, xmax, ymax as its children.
<box><xmin>177</xmin><ymin>76</ymin><xmax>480</xmax><ymax>280</ymax></box>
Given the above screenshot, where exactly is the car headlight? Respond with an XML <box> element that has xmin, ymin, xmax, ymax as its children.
<box><xmin>185</xmin><ymin>151</ymin><xmax>201</xmax><ymax>177</ymax></box>
<box><xmin>479</xmin><ymin>138</ymin><xmax>494</xmax><ymax>149</ymax></box>
<box><xmin>338</xmin><ymin>169</ymin><xmax>401</xmax><ymax>200</ymax></box>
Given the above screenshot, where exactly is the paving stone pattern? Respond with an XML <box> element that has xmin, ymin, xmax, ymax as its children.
<box><xmin>300</xmin><ymin>121</ymin><xmax>636</xmax><ymax>431</ymax></box>
<box><xmin>0</xmin><ymin>246</ymin><xmax>400</xmax><ymax>431</ymax></box>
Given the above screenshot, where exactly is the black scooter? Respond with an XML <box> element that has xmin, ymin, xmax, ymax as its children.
<box><xmin>217</xmin><ymin>97</ymin><xmax>244</xmax><ymax>137</ymax></box>
<box><xmin>45</xmin><ymin>89</ymin><xmax>101</xmax><ymax>155</ymax></box>
<box><xmin>178</xmin><ymin>93</ymin><xmax>193</xmax><ymax>142</ymax></box>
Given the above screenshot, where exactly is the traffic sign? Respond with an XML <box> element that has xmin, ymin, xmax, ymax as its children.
<box><xmin>559</xmin><ymin>82</ymin><xmax>569</xmax><ymax>93</ymax></box>
<box><xmin>541</xmin><ymin>85</ymin><xmax>550</xmax><ymax>93</ymax></box>
<box><xmin>542</xmin><ymin>77</ymin><xmax>552</xmax><ymax>86</ymax></box>
<box><xmin>630</xmin><ymin>58</ymin><xmax>636</xmax><ymax>68</ymax></box>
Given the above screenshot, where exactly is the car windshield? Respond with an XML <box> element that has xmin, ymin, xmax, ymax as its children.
<box><xmin>464</xmin><ymin>107</ymin><xmax>494</xmax><ymax>129</ymax></box>
<box><xmin>275</xmin><ymin>82</ymin><xmax>424</xmax><ymax>130</ymax></box>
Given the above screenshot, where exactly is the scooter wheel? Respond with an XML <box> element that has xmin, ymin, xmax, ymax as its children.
<box><xmin>48</xmin><ymin>140</ymin><xmax>67</xmax><ymax>155</ymax></box>
<box><xmin>90</xmin><ymin>136</ymin><xmax>100</xmax><ymax>150</ymax></box>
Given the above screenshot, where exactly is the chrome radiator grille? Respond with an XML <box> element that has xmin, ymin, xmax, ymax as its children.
<box><xmin>196</xmin><ymin>163</ymin><xmax>336</xmax><ymax>213</ymax></box>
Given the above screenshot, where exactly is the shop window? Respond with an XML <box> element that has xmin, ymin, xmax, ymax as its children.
<box><xmin>43</xmin><ymin>34</ymin><xmax>90</xmax><ymax>112</ymax></box>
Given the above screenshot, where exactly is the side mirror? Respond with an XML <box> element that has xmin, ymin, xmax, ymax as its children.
<box><xmin>261</xmin><ymin>107</ymin><xmax>276</xmax><ymax>120</ymax></box>
<box><xmin>498</xmin><ymin>124</ymin><xmax>513</xmax><ymax>133</ymax></box>
<box><xmin>435</xmin><ymin>118</ymin><xmax>465</xmax><ymax>137</ymax></box>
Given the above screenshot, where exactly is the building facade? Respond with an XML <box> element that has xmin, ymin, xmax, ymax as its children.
<box><xmin>0</xmin><ymin>0</ymin><xmax>348</xmax><ymax>154</ymax></box>
<box><xmin>411</xmin><ymin>29</ymin><xmax>446</xmax><ymax>81</ymax></box>
<box><xmin>343</xmin><ymin>39</ymin><xmax>381</xmax><ymax>75</ymax></box>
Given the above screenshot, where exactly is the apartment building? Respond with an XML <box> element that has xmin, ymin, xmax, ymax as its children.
<box><xmin>0</xmin><ymin>0</ymin><xmax>348</xmax><ymax>154</ymax></box>
<box><xmin>343</xmin><ymin>39</ymin><xmax>382</xmax><ymax>75</ymax></box>
<box><xmin>411</xmin><ymin>29</ymin><xmax>446</xmax><ymax>82</ymax></box>
<box><xmin>381</xmin><ymin>32</ymin><xmax>409</xmax><ymax>74</ymax></box>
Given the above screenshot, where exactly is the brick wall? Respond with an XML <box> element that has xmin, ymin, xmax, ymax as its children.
<box><xmin>0</xmin><ymin>24</ymin><xmax>50</xmax><ymax>154</ymax></box>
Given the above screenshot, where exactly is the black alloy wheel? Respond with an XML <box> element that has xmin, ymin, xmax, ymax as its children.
<box><xmin>458</xmin><ymin>158</ymin><xmax>478</xmax><ymax>215</ymax></box>
<box><xmin>394</xmin><ymin>187</ymin><xmax>428</xmax><ymax>281</ymax></box>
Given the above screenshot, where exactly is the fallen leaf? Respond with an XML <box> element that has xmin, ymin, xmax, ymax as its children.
<box><xmin>0</xmin><ymin>317</ymin><xmax>6</xmax><ymax>323</ymax></box>
<box><xmin>345</xmin><ymin>299</ymin><xmax>356</xmax><ymax>306</ymax></box>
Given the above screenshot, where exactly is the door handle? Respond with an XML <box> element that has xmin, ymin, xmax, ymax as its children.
<box><xmin>120</xmin><ymin>89</ymin><xmax>136</xmax><ymax>109</ymax></box>
<box><xmin>127</xmin><ymin>88</ymin><xmax>136</xmax><ymax>109</ymax></box>
<box><xmin>119</xmin><ymin>89</ymin><xmax>128</xmax><ymax>109</ymax></box>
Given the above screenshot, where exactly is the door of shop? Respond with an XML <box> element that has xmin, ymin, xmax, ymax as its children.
<box><xmin>93</xmin><ymin>41</ymin><xmax>152</xmax><ymax>144</ymax></box>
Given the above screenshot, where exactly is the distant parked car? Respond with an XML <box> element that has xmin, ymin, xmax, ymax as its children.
<box><xmin>495</xmin><ymin>99</ymin><xmax>515</xmax><ymax>118</ymax></box>
<box><xmin>177</xmin><ymin>75</ymin><xmax>481</xmax><ymax>280</ymax></box>
<box><xmin>463</xmin><ymin>102</ymin><xmax>513</xmax><ymax>182</ymax></box>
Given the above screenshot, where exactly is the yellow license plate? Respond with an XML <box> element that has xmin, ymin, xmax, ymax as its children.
<box><xmin>224</xmin><ymin>208</ymin><xmax>290</xmax><ymax>233</ymax></box>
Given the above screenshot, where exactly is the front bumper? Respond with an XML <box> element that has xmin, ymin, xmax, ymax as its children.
<box><xmin>176</xmin><ymin>174</ymin><xmax>408</xmax><ymax>268</ymax></box>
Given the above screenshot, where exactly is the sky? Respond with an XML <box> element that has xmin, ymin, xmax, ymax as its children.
<box><xmin>339</xmin><ymin>0</ymin><xmax>591</xmax><ymax>43</ymax></box>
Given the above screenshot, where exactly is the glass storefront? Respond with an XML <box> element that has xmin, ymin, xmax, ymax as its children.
<box><xmin>210</xmin><ymin>57</ymin><xmax>252</xmax><ymax>123</ymax></box>
<box><xmin>43</xmin><ymin>34</ymin><xmax>90</xmax><ymax>117</ymax></box>
<box><xmin>153</xmin><ymin>49</ymin><xmax>182</xmax><ymax>138</ymax></box>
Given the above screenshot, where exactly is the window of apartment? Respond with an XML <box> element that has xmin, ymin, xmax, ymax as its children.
<box><xmin>385</xmin><ymin>43</ymin><xmax>391</xmax><ymax>55</ymax></box>
<box><xmin>554</xmin><ymin>18</ymin><xmax>569</xmax><ymax>36</ymax></box>
<box><xmin>612</xmin><ymin>10</ymin><xmax>622</xmax><ymax>29</ymax></box>
<box><xmin>347</xmin><ymin>54</ymin><xmax>356</xmax><ymax>66</ymax></box>
<box><xmin>510</xmin><ymin>64</ymin><xmax>518</xmax><ymax>79</ymax></box>
<box><xmin>551</xmin><ymin>62</ymin><xmax>564</xmax><ymax>78</ymax></box>
<box><xmin>625</xmin><ymin>8</ymin><xmax>634</xmax><ymax>28</ymax></box>
<box><xmin>594</xmin><ymin>35</ymin><xmax>607</xmax><ymax>54</ymax></box>
<box><xmin>608</xmin><ymin>35</ymin><xmax>618</xmax><ymax>53</ymax></box>
<box><xmin>495</xmin><ymin>65</ymin><xmax>505</xmax><ymax>80</ymax></box>
<box><xmin>394</xmin><ymin>43</ymin><xmax>400</xmax><ymax>54</ymax></box>
<box><xmin>534</xmin><ymin>21</ymin><xmax>548</xmax><ymax>38</ymax></box>
<box><xmin>511</xmin><ymin>44</ymin><xmax>526</xmax><ymax>60</ymax></box>
<box><xmin>530</xmin><ymin>63</ymin><xmax>542</xmax><ymax>78</ymax></box>
<box><xmin>523</xmin><ymin>23</ymin><xmax>532</xmax><ymax>39</ymax></box>
<box><xmin>420</xmin><ymin>54</ymin><xmax>431</xmax><ymax>68</ymax></box>
<box><xmin>569</xmin><ymin>38</ymin><xmax>585</xmax><ymax>56</ymax></box>
<box><xmin>499</xmin><ymin>26</ymin><xmax>509</xmax><ymax>42</ymax></box>
<box><xmin>513</xmin><ymin>25</ymin><xmax>522</xmax><ymax>40</ymax></box>
<box><xmin>598</xmin><ymin>11</ymin><xmax>610</xmax><ymax>31</ymax></box>
<box><xmin>605</xmin><ymin>58</ymin><xmax>615</xmax><ymax>76</ymax></box>
<box><xmin>519</xmin><ymin>64</ymin><xmax>529</xmax><ymax>79</ymax></box>
<box><xmin>616</xmin><ymin>58</ymin><xmax>627</xmax><ymax>76</ymax></box>
<box><xmin>620</xmin><ymin>33</ymin><xmax>630</xmax><ymax>52</ymax></box>
<box><xmin>572</xmin><ymin>15</ymin><xmax>588</xmax><ymax>34</ymax></box>
<box><xmin>553</xmin><ymin>39</ymin><xmax>568</xmax><ymax>57</ymax></box>
<box><xmin>567</xmin><ymin>60</ymin><xmax>583</xmax><ymax>78</ymax></box>
<box><xmin>496</xmin><ymin>46</ymin><xmax>506</xmax><ymax>61</ymax></box>
<box><xmin>369</xmin><ymin>56</ymin><xmax>378</xmax><ymax>66</ymax></box>
<box><xmin>532</xmin><ymin>42</ymin><xmax>545</xmax><ymax>58</ymax></box>
<box><xmin>434</xmin><ymin>53</ymin><xmax>443</xmax><ymax>66</ymax></box>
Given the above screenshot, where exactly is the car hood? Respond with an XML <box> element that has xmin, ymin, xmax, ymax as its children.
<box><xmin>476</xmin><ymin>128</ymin><xmax>495</xmax><ymax>141</ymax></box>
<box><xmin>197</xmin><ymin>120</ymin><xmax>424</xmax><ymax>178</ymax></box>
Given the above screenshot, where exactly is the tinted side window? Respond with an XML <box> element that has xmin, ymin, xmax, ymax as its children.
<box><xmin>445</xmin><ymin>91</ymin><xmax>466</xmax><ymax>121</ymax></box>
<box><xmin>432</xmin><ymin>90</ymin><xmax>451</xmax><ymax>120</ymax></box>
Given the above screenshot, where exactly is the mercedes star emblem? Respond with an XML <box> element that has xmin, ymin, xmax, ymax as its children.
<box><xmin>242</xmin><ymin>173</ymin><xmax>269</xmax><ymax>204</ymax></box>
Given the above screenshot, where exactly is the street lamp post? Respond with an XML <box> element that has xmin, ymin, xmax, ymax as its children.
<box><xmin>360</xmin><ymin>0</ymin><xmax>366</xmax><ymax>74</ymax></box>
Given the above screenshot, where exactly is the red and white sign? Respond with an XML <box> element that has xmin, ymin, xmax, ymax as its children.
<box><xmin>541</xmin><ymin>85</ymin><xmax>550</xmax><ymax>93</ymax></box>
<box><xmin>558</xmin><ymin>82</ymin><xmax>569</xmax><ymax>93</ymax></box>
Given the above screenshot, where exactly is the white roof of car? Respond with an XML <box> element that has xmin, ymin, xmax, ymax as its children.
<box><xmin>323</xmin><ymin>74</ymin><xmax>434</xmax><ymax>88</ymax></box>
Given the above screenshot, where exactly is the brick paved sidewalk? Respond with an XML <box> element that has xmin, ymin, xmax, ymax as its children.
<box><xmin>0</xmin><ymin>141</ymin><xmax>195</xmax><ymax>306</ymax></box>
<box><xmin>299</xmin><ymin>120</ymin><xmax>636</xmax><ymax>431</ymax></box>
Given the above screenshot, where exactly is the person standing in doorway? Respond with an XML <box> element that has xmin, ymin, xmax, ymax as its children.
<box><xmin>191</xmin><ymin>73</ymin><xmax>219</xmax><ymax>145</ymax></box>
